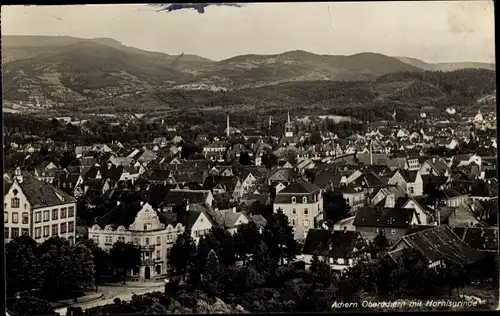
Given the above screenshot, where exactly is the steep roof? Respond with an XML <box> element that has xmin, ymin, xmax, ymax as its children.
<box><xmin>163</xmin><ymin>189</ymin><xmax>211</xmax><ymax>206</ymax></box>
<box><xmin>278</xmin><ymin>179</ymin><xmax>320</xmax><ymax>194</ymax></box>
<box><xmin>353</xmin><ymin>206</ymin><xmax>416</xmax><ymax>228</ymax></box>
<box><xmin>302</xmin><ymin>229</ymin><xmax>366</xmax><ymax>258</ymax></box>
<box><xmin>393</xmin><ymin>225</ymin><xmax>484</xmax><ymax>267</ymax></box>
<box><xmin>11</xmin><ymin>175</ymin><xmax>76</xmax><ymax>208</ymax></box>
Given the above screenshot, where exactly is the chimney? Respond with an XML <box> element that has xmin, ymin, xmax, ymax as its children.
<box><xmin>432</xmin><ymin>157</ymin><xmax>436</xmax><ymax>163</ymax></box>
<box><xmin>140</xmin><ymin>201</ymin><xmax>144</xmax><ymax>207</ymax></box>
<box><xmin>186</xmin><ymin>199</ymin><xmax>190</xmax><ymax>212</ymax></box>
<box><xmin>343</xmin><ymin>226</ymin><xmax>347</xmax><ymax>233</ymax></box>
<box><xmin>117</xmin><ymin>201</ymin><xmax>121</xmax><ymax>206</ymax></box>
<box><xmin>107</xmin><ymin>162</ymin><xmax>112</xmax><ymax>169</ymax></box>
<box><xmin>437</xmin><ymin>210</ymin><xmax>441</xmax><ymax>226</ymax></box>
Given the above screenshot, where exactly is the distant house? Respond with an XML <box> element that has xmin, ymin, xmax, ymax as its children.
<box><xmin>420</xmin><ymin>158</ymin><xmax>451</xmax><ymax>177</ymax></box>
<box><xmin>353</xmin><ymin>206</ymin><xmax>420</xmax><ymax>245</ymax></box>
<box><xmin>302</xmin><ymin>229</ymin><xmax>367</xmax><ymax>273</ymax></box>
<box><xmin>387</xmin><ymin>169</ymin><xmax>424</xmax><ymax>197</ymax></box>
<box><xmin>339</xmin><ymin>185</ymin><xmax>365</xmax><ymax>212</ymax></box>
<box><xmin>388</xmin><ymin>225</ymin><xmax>484</xmax><ymax>269</ymax></box>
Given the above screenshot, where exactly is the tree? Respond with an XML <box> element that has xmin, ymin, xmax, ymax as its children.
<box><xmin>202</xmin><ymin>250</ymin><xmax>224</xmax><ymax>296</ymax></box>
<box><xmin>372</xmin><ymin>229</ymin><xmax>389</xmax><ymax>254</ymax></box>
<box><xmin>309</xmin><ymin>132</ymin><xmax>322</xmax><ymax>145</ymax></box>
<box><xmin>64</xmin><ymin>244</ymin><xmax>96</xmax><ymax>301</ymax></box>
<box><xmin>233</xmin><ymin>222</ymin><xmax>262</xmax><ymax>265</ymax></box>
<box><xmin>285</xmin><ymin>151</ymin><xmax>298</xmax><ymax>167</ymax></box>
<box><xmin>262</xmin><ymin>152</ymin><xmax>278</xmax><ymax>169</ymax></box>
<box><xmin>168</xmin><ymin>232</ymin><xmax>197</xmax><ymax>274</ymax></box>
<box><xmin>263</xmin><ymin>210</ymin><xmax>300</xmax><ymax>265</ymax></box>
<box><xmin>80</xmin><ymin>239</ymin><xmax>109</xmax><ymax>292</ymax></box>
<box><xmin>238</xmin><ymin>152</ymin><xmax>252</xmax><ymax>165</ymax></box>
<box><xmin>39</xmin><ymin>240</ymin><xmax>95</xmax><ymax>302</ymax></box>
<box><xmin>7</xmin><ymin>297</ymin><xmax>58</xmax><ymax>316</ymax></box>
<box><xmin>6</xmin><ymin>238</ymin><xmax>43</xmax><ymax>296</ymax></box>
<box><xmin>251</xmin><ymin>241</ymin><xmax>276</xmax><ymax>277</ymax></box>
<box><xmin>323</xmin><ymin>189</ymin><xmax>350</xmax><ymax>224</ymax></box>
<box><xmin>109</xmin><ymin>241</ymin><xmax>142</xmax><ymax>285</ymax></box>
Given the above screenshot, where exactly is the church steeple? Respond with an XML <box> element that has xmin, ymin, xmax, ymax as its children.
<box><xmin>285</xmin><ymin>111</ymin><xmax>293</xmax><ymax>138</ymax></box>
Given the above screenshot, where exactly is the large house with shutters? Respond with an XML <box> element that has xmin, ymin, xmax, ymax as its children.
<box><xmin>273</xmin><ymin>179</ymin><xmax>324</xmax><ymax>241</ymax></box>
<box><xmin>4</xmin><ymin>168</ymin><xmax>77</xmax><ymax>244</ymax></box>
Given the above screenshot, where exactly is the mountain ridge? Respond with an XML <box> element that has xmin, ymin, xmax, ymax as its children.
<box><xmin>1</xmin><ymin>35</ymin><xmax>496</xmax><ymax>107</ymax></box>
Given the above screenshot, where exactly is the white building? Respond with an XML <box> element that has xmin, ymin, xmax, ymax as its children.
<box><xmin>4</xmin><ymin>168</ymin><xmax>77</xmax><ymax>244</ymax></box>
<box><xmin>273</xmin><ymin>179</ymin><xmax>323</xmax><ymax>241</ymax></box>
<box><xmin>88</xmin><ymin>202</ymin><xmax>213</xmax><ymax>280</ymax></box>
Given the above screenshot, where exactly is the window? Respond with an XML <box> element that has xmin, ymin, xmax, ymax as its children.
<box><xmin>60</xmin><ymin>208</ymin><xmax>67</xmax><ymax>219</ymax></box>
<box><xmin>302</xmin><ymin>197</ymin><xmax>307</xmax><ymax>203</ymax></box>
<box><xmin>11</xmin><ymin>228</ymin><xmax>19</xmax><ymax>238</ymax></box>
<box><xmin>291</xmin><ymin>196</ymin><xmax>296</xmax><ymax>203</ymax></box>
<box><xmin>92</xmin><ymin>235</ymin><xmax>99</xmax><ymax>243</ymax></box>
<box><xmin>68</xmin><ymin>221</ymin><xmax>74</xmax><ymax>233</ymax></box>
<box><xmin>145</xmin><ymin>238</ymin><xmax>150</xmax><ymax>245</ymax></box>
<box><xmin>43</xmin><ymin>226</ymin><xmax>49</xmax><ymax>237</ymax></box>
<box><xmin>292</xmin><ymin>209</ymin><xmax>297</xmax><ymax>215</ymax></box>
<box><xmin>12</xmin><ymin>212</ymin><xmax>18</xmax><ymax>224</ymax></box>
<box><xmin>60</xmin><ymin>223</ymin><xmax>67</xmax><ymax>234</ymax></box>
<box><xmin>304</xmin><ymin>219</ymin><xmax>310</xmax><ymax>227</ymax></box>
<box><xmin>68</xmin><ymin>206</ymin><xmax>75</xmax><ymax>218</ymax></box>
<box><xmin>35</xmin><ymin>227</ymin><xmax>41</xmax><ymax>239</ymax></box>
<box><xmin>35</xmin><ymin>212</ymin><xmax>41</xmax><ymax>223</ymax></box>
<box><xmin>156</xmin><ymin>236</ymin><xmax>161</xmax><ymax>245</ymax></box>
<box><xmin>43</xmin><ymin>210</ymin><xmax>49</xmax><ymax>222</ymax></box>
<box><xmin>24</xmin><ymin>203</ymin><xmax>27</xmax><ymax>209</ymax></box>
<box><xmin>117</xmin><ymin>236</ymin><xmax>125</xmax><ymax>243</ymax></box>
<box><xmin>4</xmin><ymin>212</ymin><xmax>8</xmax><ymax>223</ymax></box>
<box><xmin>52</xmin><ymin>224</ymin><xmax>58</xmax><ymax>236</ymax></box>
<box><xmin>156</xmin><ymin>250</ymin><xmax>161</xmax><ymax>259</ymax></box>
<box><xmin>391</xmin><ymin>229</ymin><xmax>396</xmax><ymax>234</ymax></box>
<box><xmin>5</xmin><ymin>227</ymin><xmax>9</xmax><ymax>239</ymax></box>
<box><xmin>22</xmin><ymin>212</ymin><xmax>29</xmax><ymax>224</ymax></box>
<box><xmin>409</xmin><ymin>187</ymin><xmax>414</xmax><ymax>194</ymax></box>
<box><xmin>105</xmin><ymin>236</ymin><xmax>112</xmax><ymax>245</ymax></box>
<box><xmin>52</xmin><ymin>209</ymin><xmax>58</xmax><ymax>220</ymax></box>
<box><xmin>11</xmin><ymin>198</ymin><xmax>20</xmax><ymax>208</ymax></box>
<box><xmin>22</xmin><ymin>228</ymin><xmax>29</xmax><ymax>236</ymax></box>
<box><xmin>304</xmin><ymin>208</ymin><xmax>309</xmax><ymax>215</ymax></box>
<box><xmin>133</xmin><ymin>238</ymin><xmax>140</xmax><ymax>245</ymax></box>
<box><xmin>292</xmin><ymin>219</ymin><xmax>296</xmax><ymax>226</ymax></box>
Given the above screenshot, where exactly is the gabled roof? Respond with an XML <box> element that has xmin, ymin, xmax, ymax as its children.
<box><xmin>163</xmin><ymin>189</ymin><xmax>211</xmax><ymax>206</ymax></box>
<box><xmin>302</xmin><ymin>229</ymin><xmax>366</xmax><ymax>258</ymax></box>
<box><xmin>391</xmin><ymin>225</ymin><xmax>484</xmax><ymax>267</ymax></box>
<box><xmin>8</xmin><ymin>175</ymin><xmax>76</xmax><ymax>208</ymax></box>
<box><xmin>353</xmin><ymin>206</ymin><xmax>416</xmax><ymax>228</ymax></box>
<box><xmin>278</xmin><ymin>179</ymin><xmax>320</xmax><ymax>194</ymax></box>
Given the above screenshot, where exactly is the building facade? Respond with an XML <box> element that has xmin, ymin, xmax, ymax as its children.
<box><xmin>4</xmin><ymin>169</ymin><xmax>77</xmax><ymax>244</ymax></box>
<box><xmin>273</xmin><ymin>180</ymin><xmax>323</xmax><ymax>240</ymax></box>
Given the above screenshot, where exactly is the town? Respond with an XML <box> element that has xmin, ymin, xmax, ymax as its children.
<box><xmin>3</xmin><ymin>2</ymin><xmax>497</xmax><ymax>315</ymax></box>
<box><xmin>4</xmin><ymin>105</ymin><xmax>499</xmax><ymax>314</ymax></box>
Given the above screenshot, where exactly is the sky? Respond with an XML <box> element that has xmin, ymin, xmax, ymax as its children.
<box><xmin>1</xmin><ymin>2</ymin><xmax>495</xmax><ymax>63</ymax></box>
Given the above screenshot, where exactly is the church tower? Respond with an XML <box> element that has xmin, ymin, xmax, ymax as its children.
<box><xmin>285</xmin><ymin>111</ymin><xmax>293</xmax><ymax>138</ymax></box>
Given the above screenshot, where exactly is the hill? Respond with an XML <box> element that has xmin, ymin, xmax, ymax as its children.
<box><xmin>2</xmin><ymin>36</ymin><xmax>496</xmax><ymax>113</ymax></box>
<box><xmin>394</xmin><ymin>56</ymin><xmax>495</xmax><ymax>72</ymax></box>
<box><xmin>176</xmin><ymin>51</ymin><xmax>422</xmax><ymax>90</ymax></box>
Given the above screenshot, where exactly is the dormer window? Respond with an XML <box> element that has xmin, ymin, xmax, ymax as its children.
<box><xmin>291</xmin><ymin>197</ymin><xmax>296</xmax><ymax>203</ymax></box>
<box><xmin>302</xmin><ymin>197</ymin><xmax>307</xmax><ymax>203</ymax></box>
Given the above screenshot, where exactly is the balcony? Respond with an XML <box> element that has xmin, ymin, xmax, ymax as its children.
<box><xmin>142</xmin><ymin>258</ymin><xmax>163</xmax><ymax>265</ymax></box>
<box><xmin>141</xmin><ymin>245</ymin><xmax>156</xmax><ymax>251</ymax></box>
